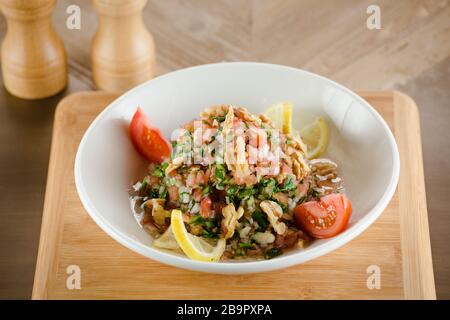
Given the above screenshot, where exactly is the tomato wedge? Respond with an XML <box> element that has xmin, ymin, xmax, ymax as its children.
<box><xmin>294</xmin><ymin>194</ymin><xmax>352</xmax><ymax>239</ymax></box>
<box><xmin>129</xmin><ymin>107</ymin><xmax>171</xmax><ymax>163</ymax></box>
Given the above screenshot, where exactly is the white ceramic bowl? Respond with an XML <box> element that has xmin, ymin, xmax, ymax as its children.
<box><xmin>75</xmin><ymin>62</ymin><xmax>399</xmax><ymax>274</ymax></box>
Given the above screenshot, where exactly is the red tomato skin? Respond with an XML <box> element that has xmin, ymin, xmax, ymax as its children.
<box><xmin>129</xmin><ymin>107</ymin><xmax>171</xmax><ymax>163</ymax></box>
<box><xmin>168</xmin><ymin>186</ymin><xmax>179</xmax><ymax>202</ymax></box>
<box><xmin>294</xmin><ymin>194</ymin><xmax>352</xmax><ymax>239</ymax></box>
<box><xmin>200</xmin><ymin>197</ymin><xmax>213</xmax><ymax>218</ymax></box>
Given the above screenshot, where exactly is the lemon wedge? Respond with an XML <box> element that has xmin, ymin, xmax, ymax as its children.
<box><xmin>152</xmin><ymin>226</ymin><xmax>180</xmax><ymax>250</ymax></box>
<box><xmin>264</xmin><ymin>102</ymin><xmax>292</xmax><ymax>134</ymax></box>
<box><xmin>300</xmin><ymin>117</ymin><xmax>329</xmax><ymax>159</ymax></box>
<box><xmin>170</xmin><ymin>210</ymin><xmax>226</xmax><ymax>262</ymax></box>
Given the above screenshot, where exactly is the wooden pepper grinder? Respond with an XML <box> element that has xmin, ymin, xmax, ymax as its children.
<box><xmin>0</xmin><ymin>0</ymin><xmax>67</xmax><ymax>99</ymax></box>
<box><xmin>92</xmin><ymin>0</ymin><xmax>155</xmax><ymax>92</ymax></box>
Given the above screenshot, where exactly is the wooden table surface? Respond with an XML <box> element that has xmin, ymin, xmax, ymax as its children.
<box><xmin>0</xmin><ymin>0</ymin><xmax>449</xmax><ymax>299</ymax></box>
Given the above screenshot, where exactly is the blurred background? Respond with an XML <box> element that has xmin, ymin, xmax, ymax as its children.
<box><xmin>0</xmin><ymin>0</ymin><xmax>448</xmax><ymax>298</ymax></box>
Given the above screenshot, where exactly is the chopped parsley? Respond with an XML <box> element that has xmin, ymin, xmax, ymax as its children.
<box><xmin>152</xmin><ymin>162</ymin><xmax>169</xmax><ymax>178</ymax></box>
<box><xmin>238</xmin><ymin>187</ymin><xmax>254</xmax><ymax>200</ymax></box>
<box><xmin>280</xmin><ymin>175</ymin><xmax>296</xmax><ymax>192</ymax></box>
<box><xmin>189</xmin><ymin>215</ymin><xmax>218</xmax><ymax>238</ymax></box>
<box><xmin>252</xmin><ymin>211</ymin><xmax>268</xmax><ymax>231</ymax></box>
<box><xmin>201</xmin><ymin>184</ymin><xmax>211</xmax><ymax>195</ymax></box>
<box><xmin>202</xmin><ymin>229</ymin><xmax>219</xmax><ymax>239</ymax></box>
<box><xmin>215</xmin><ymin>164</ymin><xmax>226</xmax><ymax>180</ymax></box>
<box><xmin>238</xmin><ymin>242</ymin><xmax>254</xmax><ymax>249</ymax></box>
<box><xmin>213</xmin><ymin>115</ymin><xmax>226</xmax><ymax>123</ymax></box>
<box><xmin>264</xmin><ymin>248</ymin><xmax>282</xmax><ymax>259</ymax></box>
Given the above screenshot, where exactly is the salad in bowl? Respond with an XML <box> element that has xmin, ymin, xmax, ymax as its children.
<box><xmin>74</xmin><ymin>62</ymin><xmax>399</xmax><ymax>274</ymax></box>
<box><xmin>129</xmin><ymin>103</ymin><xmax>351</xmax><ymax>262</ymax></box>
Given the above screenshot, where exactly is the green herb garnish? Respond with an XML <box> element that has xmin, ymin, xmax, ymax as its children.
<box><xmin>252</xmin><ymin>211</ymin><xmax>268</xmax><ymax>230</ymax></box>
<box><xmin>280</xmin><ymin>175</ymin><xmax>296</xmax><ymax>192</ymax></box>
<box><xmin>276</xmin><ymin>201</ymin><xmax>288</xmax><ymax>212</ymax></box>
<box><xmin>215</xmin><ymin>164</ymin><xmax>226</xmax><ymax>180</ymax></box>
<box><xmin>214</xmin><ymin>115</ymin><xmax>226</xmax><ymax>122</ymax></box>
<box><xmin>189</xmin><ymin>216</ymin><xmax>218</xmax><ymax>234</ymax></box>
<box><xmin>201</xmin><ymin>184</ymin><xmax>211</xmax><ymax>196</ymax></box>
<box><xmin>202</xmin><ymin>229</ymin><xmax>219</xmax><ymax>239</ymax></box>
<box><xmin>150</xmin><ymin>188</ymin><xmax>160</xmax><ymax>199</ymax></box>
<box><xmin>158</xmin><ymin>186</ymin><xmax>168</xmax><ymax>199</ymax></box>
<box><xmin>226</xmin><ymin>185</ymin><xmax>239</xmax><ymax>196</ymax></box>
<box><xmin>238</xmin><ymin>242</ymin><xmax>254</xmax><ymax>249</ymax></box>
<box><xmin>152</xmin><ymin>162</ymin><xmax>169</xmax><ymax>178</ymax></box>
<box><xmin>264</xmin><ymin>248</ymin><xmax>282</xmax><ymax>259</ymax></box>
<box><xmin>259</xmin><ymin>178</ymin><xmax>277</xmax><ymax>198</ymax></box>
<box><xmin>138</xmin><ymin>176</ymin><xmax>150</xmax><ymax>195</ymax></box>
<box><xmin>189</xmin><ymin>215</ymin><xmax>205</xmax><ymax>225</ymax></box>
<box><xmin>204</xmin><ymin>219</ymin><xmax>215</xmax><ymax>229</ymax></box>
<box><xmin>238</xmin><ymin>187</ymin><xmax>254</xmax><ymax>200</ymax></box>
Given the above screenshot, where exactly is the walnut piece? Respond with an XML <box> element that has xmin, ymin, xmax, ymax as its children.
<box><xmin>234</xmin><ymin>107</ymin><xmax>262</xmax><ymax>127</ymax></box>
<box><xmin>309</xmin><ymin>158</ymin><xmax>343</xmax><ymax>196</ymax></box>
<box><xmin>309</xmin><ymin>158</ymin><xmax>338</xmax><ymax>176</ymax></box>
<box><xmin>259</xmin><ymin>200</ymin><xmax>287</xmax><ymax>235</ymax></box>
<box><xmin>222</xmin><ymin>105</ymin><xmax>234</xmax><ymax>136</ymax></box>
<box><xmin>252</xmin><ymin>231</ymin><xmax>275</xmax><ymax>245</ymax></box>
<box><xmin>292</xmin><ymin>151</ymin><xmax>310</xmax><ymax>180</ymax></box>
<box><xmin>165</xmin><ymin>156</ymin><xmax>184</xmax><ymax>175</ymax></box>
<box><xmin>221</xmin><ymin>203</ymin><xmax>244</xmax><ymax>239</ymax></box>
<box><xmin>235</xmin><ymin>135</ymin><xmax>250</xmax><ymax>179</ymax></box>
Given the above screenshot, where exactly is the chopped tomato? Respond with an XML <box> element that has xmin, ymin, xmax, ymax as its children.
<box><xmin>200</xmin><ymin>196</ymin><xmax>212</xmax><ymax>218</ymax></box>
<box><xmin>192</xmin><ymin>189</ymin><xmax>202</xmax><ymax>202</ymax></box>
<box><xmin>186</xmin><ymin>173</ymin><xmax>196</xmax><ymax>188</ymax></box>
<box><xmin>168</xmin><ymin>186</ymin><xmax>179</xmax><ymax>202</ymax></box>
<box><xmin>129</xmin><ymin>107</ymin><xmax>171</xmax><ymax>163</ymax></box>
<box><xmin>297</xmin><ymin>178</ymin><xmax>310</xmax><ymax>198</ymax></box>
<box><xmin>196</xmin><ymin>171</ymin><xmax>208</xmax><ymax>185</ymax></box>
<box><xmin>294</xmin><ymin>194</ymin><xmax>352</xmax><ymax>239</ymax></box>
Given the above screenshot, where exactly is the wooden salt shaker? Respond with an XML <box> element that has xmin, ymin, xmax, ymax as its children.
<box><xmin>0</xmin><ymin>0</ymin><xmax>67</xmax><ymax>99</ymax></box>
<box><xmin>92</xmin><ymin>0</ymin><xmax>155</xmax><ymax>92</ymax></box>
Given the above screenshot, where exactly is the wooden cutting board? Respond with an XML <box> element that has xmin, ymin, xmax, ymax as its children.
<box><xmin>32</xmin><ymin>91</ymin><xmax>435</xmax><ymax>300</ymax></box>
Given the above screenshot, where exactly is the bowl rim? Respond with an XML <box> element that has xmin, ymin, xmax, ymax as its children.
<box><xmin>74</xmin><ymin>62</ymin><xmax>400</xmax><ymax>274</ymax></box>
